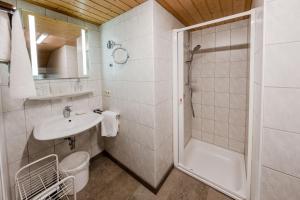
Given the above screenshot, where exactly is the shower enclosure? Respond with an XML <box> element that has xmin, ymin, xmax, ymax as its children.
<box><xmin>173</xmin><ymin>11</ymin><xmax>255</xmax><ymax>200</ymax></box>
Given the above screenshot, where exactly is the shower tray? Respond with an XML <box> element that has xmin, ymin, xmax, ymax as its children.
<box><xmin>180</xmin><ymin>138</ymin><xmax>246</xmax><ymax>200</ymax></box>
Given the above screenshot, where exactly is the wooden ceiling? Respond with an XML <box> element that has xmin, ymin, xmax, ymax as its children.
<box><xmin>157</xmin><ymin>0</ymin><xmax>252</xmax><ymax>25</ymax></box>
<box><xmin>25</xmin><ymin>0</ymin><xmax>252</xmax><ymax>26</ymax></box>
<box><xmin>25</xmin><ymin>0</ymin><xmax>146</xmax><ymax>25</ymax></box>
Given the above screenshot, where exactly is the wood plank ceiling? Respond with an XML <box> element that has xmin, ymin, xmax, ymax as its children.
<box><xmin>25</xmin><ymin>0</ymin><xmax>252</xmax><ymax>26</ymax></box>
<box><xmin>157</xmin><ymin>0</ymin><xmax>253</xmax><ymax>25</ymax></box>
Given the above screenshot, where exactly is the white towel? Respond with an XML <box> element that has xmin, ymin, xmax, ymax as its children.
<box><xmin>0</xmin><ymin>12</ymin><xmax>10</xmax><ymax>62</ymax></box>
<box><xmin>101</xmin><ymin>111</ymin><xmax>119</xmax><ymax>137</ymax></box>
<box><xmin>9</xmin><ymin>11</ymin><xmax>36</xmax><ymax>99</ymax></box>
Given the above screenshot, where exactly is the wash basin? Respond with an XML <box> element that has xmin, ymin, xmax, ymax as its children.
<box><xmin>34</xmin><ymin>112</ymin><xmax>103</xmax><ymax>140</ymax></box>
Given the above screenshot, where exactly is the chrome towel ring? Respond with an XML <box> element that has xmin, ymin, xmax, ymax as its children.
<box><xmin>107</xmin><ymin>40</ymin><xmax>130</xmax><ymax>64</ymax></box>
<box><xmin>112</xmin><ymin>47</ymin><xmax>129</xmax><ymax>64</ymax></box>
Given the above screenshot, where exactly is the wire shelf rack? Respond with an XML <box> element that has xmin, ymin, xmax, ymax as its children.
<box><xmin>15</xmin><ymin>154</ymin><xmax>76</xmax><ymax>200</ymax></box>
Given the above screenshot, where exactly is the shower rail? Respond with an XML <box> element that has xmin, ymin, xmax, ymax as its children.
<box><xmin>193</xmin><ymin>43</ymin><xmax>249</xmax><ymax>54</ymax></box>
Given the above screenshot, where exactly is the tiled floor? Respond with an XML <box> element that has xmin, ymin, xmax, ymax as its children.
<box><xmin>78</xmin><ymin>154</ymin><xmax>233</xmax><ymax>200</ymax></box>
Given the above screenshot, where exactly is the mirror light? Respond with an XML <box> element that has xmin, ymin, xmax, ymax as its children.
<box><xmin>28</xmin><ymin>15</ymin><xmax>38</xmax><ymax>76</ymax></box>
<box><xmin>81</xmin><ymin>29</ymin><xmax>87</xmax><ymax>76</ymax></box>
<box><xmin>36</xmin><ymin>33</ymin><xmax>48</xmax><ymax>44</ymax></box>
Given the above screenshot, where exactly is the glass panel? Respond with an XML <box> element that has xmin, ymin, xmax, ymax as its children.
<box><xmin>177</xmin><ymin>30</ymin><xmax>191</xmax><ymax>165</ymax></box>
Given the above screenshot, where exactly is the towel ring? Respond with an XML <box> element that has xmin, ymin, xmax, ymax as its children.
<box><xmin>112</xmin><ymin>47</ymin><xmax>129</xmax><ymax>64</ymax></box>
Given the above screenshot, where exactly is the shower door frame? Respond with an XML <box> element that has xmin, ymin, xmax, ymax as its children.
<box><xmin>172</xmin><ymin>10</ymin><xmax>256</xmax><ymax>200</ymax></box>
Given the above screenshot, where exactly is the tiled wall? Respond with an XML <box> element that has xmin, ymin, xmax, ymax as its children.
<box><xmin>153</xmin><ymin>1</ymin><xmax>183</xmax><ymax>186</ymax></box>
<box><xmin>260</xmin><ymin>0</ymin><xmax>300</xmax><ymax>199</ymax></box>
<box><xmin>100</xmin><ymin>1</ymin><xmax>157</xmax><ymax>187</ymax></box>
<box><xmin>189</xmin><ymin>20</ymin><xmax>250</xmax><ymax>154</ymax></box>
<box><xmin>0</xmin><ymin>1</ymin><xmax>103</xmax><ymax>199</ymax></box>
<box><xmin>100</xmin><ymin>0</ymin><xmax>182</xmax><ymax>187</ymax></box>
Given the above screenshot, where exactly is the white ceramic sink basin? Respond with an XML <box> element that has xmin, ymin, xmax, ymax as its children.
<box><xmin>34</xmin><ymin>112</ymin><xmax>103</xmax><ymax>140</ymax></box>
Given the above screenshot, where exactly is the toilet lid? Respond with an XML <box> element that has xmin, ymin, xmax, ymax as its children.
<box><xmin>59</xmin><ymin>151</ymin><xmax>90</xmax><ymax>172</ymax></box>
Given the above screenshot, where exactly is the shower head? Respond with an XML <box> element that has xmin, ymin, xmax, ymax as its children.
<box><xmin>192</xmin><ymin>45</ymin><xmax>201</xmax><ymax>53</ymax></box>
<box><xmin>185</xmin><ymin>45</ymin><xmax>201</xmax><ymax>63</ymax></box>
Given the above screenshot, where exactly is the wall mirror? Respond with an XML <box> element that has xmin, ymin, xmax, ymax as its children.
<box><xmin>22</xmin><ymin>10</ymin><xmax>89</xmax><ymax>80</ymax></box>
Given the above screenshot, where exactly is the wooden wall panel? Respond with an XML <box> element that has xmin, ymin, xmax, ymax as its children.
<box><xmin>25</xmin><ymin>0</ymin><xmax>252</xmax><ymax>26</ymax></box>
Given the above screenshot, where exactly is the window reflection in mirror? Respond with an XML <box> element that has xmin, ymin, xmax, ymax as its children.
<box><xmin>22</xmin><ymin>11</ymin><xmax>89</xmax><ymax>80</ymax></box>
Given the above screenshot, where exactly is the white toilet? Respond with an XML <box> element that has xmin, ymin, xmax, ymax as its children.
<box><xmin>59</xmin><ymin>151</ymin><xmax>90</xmax><ymax>194</ymax></box>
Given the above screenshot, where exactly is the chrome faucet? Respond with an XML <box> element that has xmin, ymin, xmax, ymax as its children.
<box><xmin>63</xmin><ymin>106</ymin><xmax>72</xmax><ymax>118</ymax></box>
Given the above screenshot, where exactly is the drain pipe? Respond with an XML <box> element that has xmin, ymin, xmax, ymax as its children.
<box><xmin>64</xmin><ymin>136</ymin><xmax>76</xmax><ymax>150</ymax></box>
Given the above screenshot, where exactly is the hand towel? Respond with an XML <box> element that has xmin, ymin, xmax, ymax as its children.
<box><xmin>9</xmin><ymin>11</ymin><xmax>36</xmax><ymax>99</ymax></box>
<box><xmin>0</xmin><ymin>12</ymin><xmax>10</xmax><ymax>62</ymax></box>
<box><xmin>101</xmin><ymin>111</ymin><xmax>119</xmax><ymax>137</ymax></box>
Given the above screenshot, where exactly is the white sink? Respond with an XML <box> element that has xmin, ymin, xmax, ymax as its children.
<box><xmin>34</xmin><ymin>112</ymin><xmax>103</xmax><ymax>140</ymax></box>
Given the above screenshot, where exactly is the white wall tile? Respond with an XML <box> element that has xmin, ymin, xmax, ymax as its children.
<box><xmin>198</xmin><ymin>63</ymin><xmax>215</xmax><ymax>77</ymax></box>
<box><xmin>230</xmin><ymin>94</ymin><xmax>246</xmax><ymax>110</ymax></box>
<box><xmin>215</xmin><ymin>93</ymin><xmax>229</xmax><ymax>108</ymax></box>
<box><xmin>230</xmin><ymin>49</ymin><xmax>248</xmax><ymax>61</ymax></box>
<box><xmin>215</xmin><ymin>78</ymin><xmax>229</xmax><ymax>92</ymax></box>
<box><xmin>202</xmin><ymin>132</ymin><xmax>214</xmax><ymax>143</ymax></box>
<box><xmin>202</xmin><ymin>119</ymin><xmax>214</xmax><ymax>133</ymax></box>
<box><xmin>216</xmin><ymin>23</ymin><xmax>230</xmax><ymax>32</ymax></box>
<box><xmin>229</xmin><ymin>109</ymin><xmax>246</xmax><ymax>126</ymax></box>
<box><xmin>201</xmin><ymin>105</ymin><xmax>214</xmax><ymax>120</ymax></box>
<box><xmin>6</xmin><ymin>134</ymin><xmax>27</xmax><ymax>163</ymax></box>
<box><xmin>214</xmin><ymin>122</ymin><xmax>228</xmax><ymax>137</ymax></box>
<box><xmin>216</xmin><ymin>30</ymin><xmax>230</xmax><ymax>47</ymax></box>
<box><xmin>265</xmin><ymin>0</ymin><xmax>300</xmax><ymax>44</ymax></box>
<box><xmin>4</xmin><ymin>110</ymin><xmax>26</xmax><ymax>137</ymax></box>
<box><xmin>192</xmin><ymin>129</ymin><xmax>202</xmax><ymax>140</ymax></box>
<box><xmin>215</xmin><ymin>62</ymin><xmax>230</xmax><ymax>77</ymax></box>
<box><xmin>231</xmin><ymin>27</ymin><xmax>248</xmax><ymax>45</ymax></box>
<box><xmin>202</xmin><ymin>33</ymin><xmax>216</xmax><ymax>49</ymax></box>
<box><xmin>265</xmin><ymin>42</ymin><xmax>300</xmax><ymax>87</ymax></box>
<box><xmin>202</xmin><ymin>92</ymin><xmax>214</xmax><ymax>106</ymax></box>
<box><xmin>264</xmin><ymin>87</ymin><xmax>300</xmax><ymax>133</ymax></box>
<box><xmin>230</xmin><ymin>61</ymin><xmax>248</xmax><ymax>78</ymax></box>
<box><xmin>230</xmin><ymin>19</ymin><xmax>249</xmax><ymax>29</ymax></box>
<box><xmin>230</xmin><ymin>78</ymin><xmax>247</xmax><ymax>94</ymax></box>
<box><xmin>229</xmin><ymin>139</ymin><xmax>245</xmax><ymax>153</ymax></box>
<box><xmin>263</xmin><ymin>128</ymin><xmax>300</xmax><ymax>178</ymax></box>
<box><xmin>214</xmin><ymin>135</ymin><xmax>228</xmax><ymax>148</ymax></box>
<box><xmin>201</xmin><ymin>78</ymin><xmax>214</xmax><ymax>91</ymax></box>
<box><xmin>261</xmin><ymin>167</ymin><xmax>300</xmax><ymax>200</ymax></box>
<box><xmin>216</xmin><ymin>51</ymin><xmax>230</xmax><ymax>63</ymax></box>
<box><xmin>1</xmin><ymin>86</ymin><xmax>24</xmax><ymax>112</ymax></box>
<box><xmin>192</xmin><ymin>117</ymin><xmax>202</xmax><ymax>131</ymax></box>
<box><xmin>229</xmin><ymin>124</ymin><xmax>246</xmax><ymax>142</ymax></box>
<box><xmin>215</xmin><ymin>107</ymin><xmax>229</xmax><ymax>122</ymax></box>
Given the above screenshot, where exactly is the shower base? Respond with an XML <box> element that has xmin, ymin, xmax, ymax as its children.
<box><xmin>179</xmin><ymin>138</ymin><xmax>246</xmax><ymax>200</ymax></box>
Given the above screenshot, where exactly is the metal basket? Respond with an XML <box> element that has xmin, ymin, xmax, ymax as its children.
<box><xmin>15</xmin><ymin>154</ymin><xmax>76</xmax><ymax>200</ymax></box>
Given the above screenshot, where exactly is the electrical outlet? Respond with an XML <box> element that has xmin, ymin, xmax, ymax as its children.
<box><xmin>104</xmin><ymin>90</ymin><xmax>111</xmax><ymax>97</ymax></box>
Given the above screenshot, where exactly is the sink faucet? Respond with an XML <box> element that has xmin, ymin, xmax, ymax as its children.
<box><xmin>63</xmin><ymin>106</ymin><xmax>72</xmax><ymax>118</ymax></box>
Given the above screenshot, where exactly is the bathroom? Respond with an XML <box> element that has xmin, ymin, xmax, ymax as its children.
<box><xmin>0</xmin><ymin>0</ymin><xmax>299</xmax><ymax>200</ymax></box>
